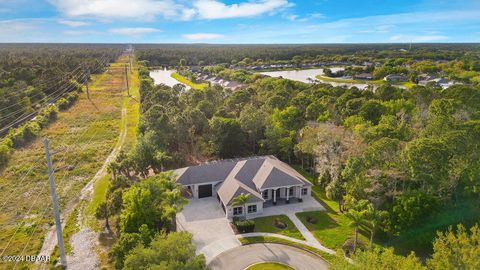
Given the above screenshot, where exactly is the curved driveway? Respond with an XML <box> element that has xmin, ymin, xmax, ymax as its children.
<box><xmin>208</xmin><ymin>243</ymin><xmax>328</xmax><ymax>270</ymax></box>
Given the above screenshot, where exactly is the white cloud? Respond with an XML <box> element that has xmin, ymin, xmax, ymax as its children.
<box><xmin>390</xmin><ymin>34</ymin><xmax>448</xmax><ymax>42</ymax></box>
<box><xmin>193</xmin><ymin>0</ymin><xmax>291</xmax><ymax>19</ymax></box>
<box><xmin>49</xmin><ymin>0</ymin><xmax>292</xmax><ymax>21</ymax></box>
<box><xmin>109</xmin><ymin>27</ymin><xmax>161</xmax><ymax>35</ymax></box>
<box><xmin>58</xmin><ymin>19</ymin><xmax>90</xmax><ymax>27</ymax></box>
<box><xmin>182</xmin><ymin>33</ymin><xmax>224</xmax><ymax>40</ymax></box>
<box><xmin>48</xmin><ymin>0</ymin><xmax>180</xmax><ymax>20</ymax></box>
<box><xmin>64</xmin><ymin>29</ymin><xmax>103</xmax><ymax>35</ymax></box>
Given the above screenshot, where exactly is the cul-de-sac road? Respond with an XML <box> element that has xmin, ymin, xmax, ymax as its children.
<box><xmin>208</xmin><ymin>243</ymin><xmax>329</xmax><ymax>270</ymax></box>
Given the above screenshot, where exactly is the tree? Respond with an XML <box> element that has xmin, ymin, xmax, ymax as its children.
<box><xmin>95</xmin><ymin>201</ymin><xmax>112</xmax><ymax>230</ymax></box>
<box><xmin>427</xmin><ymin>224</ymin><xmax>480</xmax><ymax>270</ymax></box>
<box><xmin>326</xmin><ymin>179</ymin><xmax>345</xmax><ymax>212</ymax></box>
<box><xmin>231</xmin><ymin>193</ymin><xmax>251</xmax><ymax>219</ymax></box>
<box><xmin>120</xmin><ymin>174</ymin><xmax>186</xmax><ymax>234</ymax></box>
<box><xmin>209</xmin><ymin>117</ymin><xmax>246</xmax><ymax>158</ymax></box>
<box><xmin>161</xmin><ymin>186</ymin><xmax>187</xmax><ymax>231</ymax></box>
<box><xmin>365</xmin><ymin>203</ymin><xmax>388</xmax><ymax>248</ymax></box>
<box><xmin>179</xmin><ymin>58</ymin><xmax>187</xmax><ymax>67</ymax></box>
<box><xmin>345</xmin><ymin>206</ymin><xmax>367</xmax><ymax>253</ymax></box>
<box><xmin>293</xmin><ymin>55</ymin><xmax>303</xmax><ymax>67</ymax></box>
<box><xmin>359</xmin><ymin>100</ymin><xmax>387</xmax><ymax>125</ymax></box>
<box><xmin>239</xmin><ymin>104</ymin><xmax>267</xmax><ymax>152</ymax></box>
<box><xmin>330</xmin><ymin>248</ymin><xmax>426</xmax><ymax>270</ymax></box>
<box><xmin>387</xmin><ymin>191</ymin><xmax>436</xmax><ymax>234</ymax></box>
<box><xmin>123</xmin><ymin>232</ymin><xmax>207</xmax><ymax>270</ymax></box>
<box><xmin>403</xmin><ymin>138</ymin><xmax>451</xmax><ymax>193</ymax></box>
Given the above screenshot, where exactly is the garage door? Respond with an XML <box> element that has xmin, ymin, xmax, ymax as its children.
<box><xmin>198</xmin><ymin>184</ymin><xmax>213</xmax><ymax>198</ymax></box>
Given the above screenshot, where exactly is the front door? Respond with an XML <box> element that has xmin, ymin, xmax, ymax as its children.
<box><xmin>276</xmin><ymin>188</ymin><xmax>281</xmax><ymax>199</ymax></box>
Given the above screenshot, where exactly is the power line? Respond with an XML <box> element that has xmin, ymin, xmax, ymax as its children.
<box><xmin>0</xmin><ymin>55</ymin><xmax>109</xmax><ymax>120</ymax></box>
<box><xmin>0</xmin><ymin>55</ymin><xmax>111</xmax><ymax>134</ymax></box>
<box><xmin>0</xmin><ymin>53</ymin><xmax>110</xmax><ymax>119</ymax></box>
<box><xmin>0</xmin><ymin>55</ymin><xmax>111</xmax><ymax>212</ymax></box>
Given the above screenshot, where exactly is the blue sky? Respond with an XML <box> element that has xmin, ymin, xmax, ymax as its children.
<box><xmin>0</xmin><ymin>0</ymin><xmax>479</xmax><ymax>43</ymax></box>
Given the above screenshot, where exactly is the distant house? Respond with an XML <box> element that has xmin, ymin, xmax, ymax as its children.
<box><xmin>354</xmin><ymin>73</ymin><xmax>374</xmax><ymax>80</ymax></box>
<box><xmin>190</xmin><ymin>66</ymin><xmax>201</xmax><ymax>73</ymax></box>
<box><xmin>384</xmin><ymin>74</ymin><xmax>407</xmax><ymax>82</ymax></box>
<box><xmin>174</xmin><ymin>156</ymin><xmax>312</xmax><ymax>219</ymax></box>
<box><xmin>418</xmin><ymin>77</ymin><xmax>454</xmax><ymax>89</ymax></box>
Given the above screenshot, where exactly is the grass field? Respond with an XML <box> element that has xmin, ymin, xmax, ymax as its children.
<box><xmin>252</xmin><ymin>215</ymin><xmax>304</xmax><ymax>240</ymax></box>
<box><xmin>171</xmin><ymin>72</ymin><xmax>208</xmax><ymax>90</ymax></box>
<box><xmin>245</xmin><ymin>262</ymin><xmax>293</xmax><ymax>270</ymax></box>
<box><xmin>0</xmin><ymin>56</ymin><xmax>131</xmax><ymax>270</ymax></box>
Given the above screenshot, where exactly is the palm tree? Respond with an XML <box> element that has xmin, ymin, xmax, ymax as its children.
<box><xmin>345</xmin><ymin>208</ymin><xmax>367</xmax><ymax>253</ymax></box>
<box><xmin>231</xmin><ymin>193</ymin><xmax>251</xmax><ymax>219</ymax></box>
<box><xmin>365</xmin><ymin>203</ymin><xmax>388</xmax><ymax>248</ymax></box>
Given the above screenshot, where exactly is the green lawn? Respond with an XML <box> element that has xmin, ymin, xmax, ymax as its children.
<box><xmin>296</xmin><ymin>211</ymin><xmax>370</xmax><ymax>250</ymax></box>
<box><xmin>291</xmin><ymin>165</ymin><xmax>371</xmax><ymax>250</ymax></box>
<box><xmin>245</xmin><ymin>262</ymin><xmax>293</xmax><ymax>270</ymax></box>
<box><xmin>253</xmin><ymin>215</ymin><xmax>304</xmax><ymax>240</ymax></box>
<box><xmin>171</xmin><ymin>72</ymin><xmax>208</xmax><ymax>90</ymax></box>
<box><xmin>239</xmin><ymin>236</ymin><xmax>336</xmax><ymax>263</ymax></box>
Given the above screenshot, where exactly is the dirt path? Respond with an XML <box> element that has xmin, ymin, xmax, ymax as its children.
<box><xmin>37</xmin><ymin>105</ymin><xmax>129</xmax><ymax>269</ymax></box>
<box><xmin>65</xmin><ymin>107</ymin><xmax>127</xmax><ymax>270</ymax></box>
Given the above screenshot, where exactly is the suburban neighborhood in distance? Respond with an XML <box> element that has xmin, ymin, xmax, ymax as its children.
<box><xmin>1</xmin><ymin>0</ymin><xmax>480</xmax><ymax>270</ymax></box>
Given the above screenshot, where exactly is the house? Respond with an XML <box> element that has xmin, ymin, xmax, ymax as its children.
<box><xmin>384</xmin><ymin>74</ymin><xmax>407</xmax><ymax>82</ymax></box>
<box><xmin>174</xmin><ymin>156</ymin><xmax>312</xmax><ymax>219</ymax></box>
<box><xmin>354</xmin><ymin>73</ymin><xmax>374</xmax><ymax>80</ymax></box>
<box><xmin>418</xmin><ymin>77</ymin><xmax>454</xmax><ymax>89</ymax></box>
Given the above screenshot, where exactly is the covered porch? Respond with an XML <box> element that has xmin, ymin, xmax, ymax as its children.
<box><xmin>260</xmin><ymin>185</ymin><xmax>309</xmax><ymax>206</ymax></box>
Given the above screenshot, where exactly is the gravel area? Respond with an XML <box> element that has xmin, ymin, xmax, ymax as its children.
<box><xmin>66</xmin><ymin>228</ymin><xmax>99</xmax><ymax>270</ymax></box>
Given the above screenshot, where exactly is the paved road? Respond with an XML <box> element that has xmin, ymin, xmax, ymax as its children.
<box><xmin>208</xmin><ymin>243</ymin><xmax>329</xmax><ymax>270</ymax></box>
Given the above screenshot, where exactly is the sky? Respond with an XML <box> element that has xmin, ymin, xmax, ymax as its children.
<box><xmin>0</xmin><ymin>0</ymin><xmax>479</xmax><ymax>43</ymax></box>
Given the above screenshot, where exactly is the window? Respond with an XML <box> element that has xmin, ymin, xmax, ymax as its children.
<box><xmin>302</xmin><ymin>188</ymin><xmax>308</xmax><ymax>195</ymax></box>
<box><xmin>247</xmin><ymin>205</ymin><xmax>257</xmax><ymax>213</ymax></box>
<box><xmin>289</xmin><ymin>187</ymin><xmax>294</xmax><ymax>196</ymax></box>
<box><xmin>262</xmin><ymin>190</ymin><xmax>269</xmax><ymax>199</ymax></box>
<box><xmin>233</xmin><ymin>207</ymin><xmax>243</xmax><ymax>216</ymax></box>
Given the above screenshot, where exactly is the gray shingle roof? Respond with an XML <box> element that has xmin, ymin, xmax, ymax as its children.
<box><xmin>174</xmin><ymin>156</ymin><xmax>311</xmax><ymax>206</ymax></box>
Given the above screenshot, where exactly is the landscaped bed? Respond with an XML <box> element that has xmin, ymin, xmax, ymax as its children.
<box><xmin>245</xmin><ymin>262</ymin><xmax>293</xmax><ymax>270</ymax></box>
<box><xmin>252</xmin><ymin>215</ymin><xmax>304</xmax><ymax>240</ymax></box>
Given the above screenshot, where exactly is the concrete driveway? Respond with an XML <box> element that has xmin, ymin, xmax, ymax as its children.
<box><xmin>176</xmin><ymin>197</ymin><xmax>240</xmax><ymax>263</ymax></box>
<box><xmin>208</xmin><ymin>243</ymin><xmax>329</xmax><ymax>270</ymax></box>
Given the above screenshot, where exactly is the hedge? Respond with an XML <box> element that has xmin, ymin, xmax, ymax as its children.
<box><xmin>234</xmin><ymin>218</ymin><xmax>255</xmax><ymax>233</ymax></box>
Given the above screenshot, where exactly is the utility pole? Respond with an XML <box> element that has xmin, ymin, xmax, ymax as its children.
<box><xmin>85</xmin><ymin>69</ymin><xmax>90</xmax><ymax>99</ymax></box>
<box><xmin>124</xmin><ymin>64</ymin><xmax>130</xmax><ymax>96</ymax></box>
<box><xmin>130</xmin><ymin>55</ymin><xmax>133</xmax><ymax>73</ymax></box>
<box><xmin>43</xmin><ymin>138</ymin><xmax>67</xmax><ymax>268</ymax></box>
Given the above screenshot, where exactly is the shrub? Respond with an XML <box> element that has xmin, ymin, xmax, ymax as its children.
<box><xmin>234</xmin><ymin>218</ymin><xmax>255</xmax><ymax>233</ymax></box>
<box><xmin>273</xmin><ymin>218</ymin><xmax>287</xmax><ymax>229</ymax></box>
<box><xmin>56</xmin><ymin>92</ymin><xmax>78</xmax><ymax>111</ymax></box>
<box><xmin>0</xmin><ymin>142</ymin><xmax>12</xmax><ymax>167</ymax></box>
<box><xmin>306</xmin><ymin>216</ymin><xmax>317</xmax><ymax>224</ymax></box>
<box><xmin>56</xmin><ymin>98</ymin><xmax>69</xmax><ymax>110</ymax></box>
